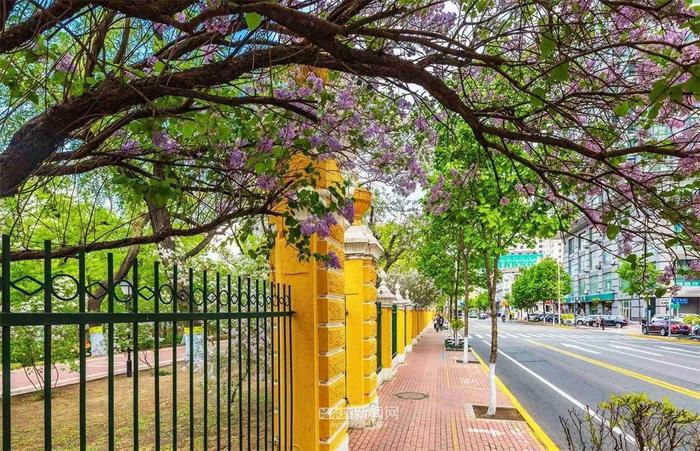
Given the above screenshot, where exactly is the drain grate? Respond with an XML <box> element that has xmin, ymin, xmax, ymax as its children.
<box><xmin>395</xmin><ymin>391</ymin><xmax>429</xmax><ymax>400</ymax></box>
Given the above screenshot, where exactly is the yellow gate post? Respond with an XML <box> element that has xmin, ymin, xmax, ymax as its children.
<box><xmin>270</xmin><ymin>158</ymin><xmax>349</xmax><ymax>451</ymax></box>
<box><xmin>343</xmin><ymin>188</ymin><xmax>383</xmax><ymax>428</ymax></box>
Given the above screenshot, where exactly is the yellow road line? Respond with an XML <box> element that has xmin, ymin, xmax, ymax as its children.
<box><xmin>528</xmin><ymin>340</ymin><xmax>700</xmax><ymax>400</ymax></box>
<box><xmin>451</xmin><ymin>417</ymin><xmax>461</xmax><ymax>451</ymax></box>
<box><xmin>471</xmin><ymin>349</ymin><xmax>558</xmax><ymax>451</ymax></box>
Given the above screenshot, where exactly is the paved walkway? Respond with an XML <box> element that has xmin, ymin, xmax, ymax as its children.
<box><xmin>349</xmin><ymin>329</ymin><xmax>542</xmax><ymax>451</ymax></box>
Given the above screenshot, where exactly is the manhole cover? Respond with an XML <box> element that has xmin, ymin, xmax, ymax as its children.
<box><xmin>395</xmin><ymin>392</ymin><xmax>428</xmax><ymax>400</ymax></box>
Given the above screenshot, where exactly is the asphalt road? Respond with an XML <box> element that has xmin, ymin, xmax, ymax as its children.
<box><xmin>465</xmin><ymin>320</ymin><xmax>700</xmax><ymax>449</ymax></box>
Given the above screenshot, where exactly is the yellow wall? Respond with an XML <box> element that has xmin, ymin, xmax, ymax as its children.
<box><xmin>270</xmin><ymin>159</ymin><xmax>348</xmax><ymax>451</ymax></box>
<box><xmin>396</xmin><ymin>307</ymin><xmax>406</xmax><ymax>357</ymax></box>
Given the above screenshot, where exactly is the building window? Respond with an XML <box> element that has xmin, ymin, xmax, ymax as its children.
<box><xmin>602</xmin><ymin>251</ymin><xmax>607</xmax><ymax>265</ymax></box>
<box><xmin>604</xmin><ymin>273</ymin><xmax>613</xmax><ymax>292</ymax></box>
<box><xmin>568</xmin><ymin>238</ymin><xmax>574</xmax><ymax>254</ymax></box>
<box><xmin>578</xmin><ymin>279</ymin><xmax>586</xmax><ymax>296</ymax></box>
<box><xmin>591</xmin><ymin>277</ymin><xmax>598</xmax><ymax>294</ymax></box>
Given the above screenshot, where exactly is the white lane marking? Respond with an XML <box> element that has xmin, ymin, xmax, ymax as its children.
<box><xmin>654</xmin><ymin>345</ymin><xmax>700</xmax><ymax>357</ymax></box>
<box><xmin>474</xmin><ymin>333</ymin><xmax>484</xmax><ymax>339</ymax></box>
<box><xmin>584</xmin><ymin>343</ymin><xmax>700</xmax><ymax>373</ymax></box>
<box><xmin>501</xmin><ymin>333</ymin><xmax>514</xmax><ymax>338</ymax></box>
<box><xmin>561</xmin><ymin>343</ymin><xmax>600</xmax><ymax>354</ymax></box>
<box><xmin>478</xmin><ymin>339</ymin><xmax>635</xmax><ymax>445</ymax></box>
<box><xmin>609</xmin><ymin>345</ymin><xmax>662</xmax><ymax>356</ymax></box>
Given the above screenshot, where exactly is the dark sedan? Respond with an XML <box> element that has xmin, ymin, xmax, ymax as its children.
<box><xmin>643</xmin><ymin>319</ymin><xmax>691</xmax><ymax>335</ymax></box>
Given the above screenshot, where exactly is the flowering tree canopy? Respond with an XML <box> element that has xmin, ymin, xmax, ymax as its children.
<box><xmin>0</xmin><ymin>0</ymin><xmax>699</xmax><ymax>257</ymax></box>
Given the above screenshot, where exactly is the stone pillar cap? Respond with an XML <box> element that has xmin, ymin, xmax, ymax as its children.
<box><xmin>377</xmin><ymin>274</ymin><xmax>396</xmax><ymax>308</ymax></box>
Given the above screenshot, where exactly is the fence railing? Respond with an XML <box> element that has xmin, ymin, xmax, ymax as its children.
<box><xmin>0</xmin><ymin>235</ymin><xmax>293</xmax><ymax>450</ymax></box>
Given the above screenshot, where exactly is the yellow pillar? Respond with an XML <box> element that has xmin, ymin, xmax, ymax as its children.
<box><xmin>344</xmin><ymin>188</ymin><xmax>383</xmax><ymax>428</ymax></box>
<box><xmin>404</xmin><ymin>304</ymin><xmax>413</xmax><ymax>354</ymax></box>
<box><xmin>393</xmin><ymin>285</ymin><xmax>407</xmax><ymax>365</ymax></box>
<box><xmin>271</xmin><ymin>158</ymin><xmax>348</xmax><ymax>451</ymax></box>
<box><xmin>376</xmin><ymin>278</ymin><xmax>395</xmax><ymax>384</ymax></box>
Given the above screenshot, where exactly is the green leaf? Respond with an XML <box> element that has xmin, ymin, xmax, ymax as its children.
<box><xmin>550</xmin><ymin>61</ymin><xmax>569</xmax><ymax>82</ymax></box>
<box><xmin>530</xmin><ymin>87</ymin><xmax>546</xmax><ymax>108</ymax></box>
<box><xmin>605</xmin><ymin>224</ymin><xmax>620</xmax><ymax>240</ymax></box>
<box><xmin>613</xmin><ymin>101</ymin><xmax>630</xmax><ymax>117</ymax></box>
<box><xmin>244</xmin><ymin>12</ymin><xmax>263</xmax><ymax>30</ymax></box>
<box><xmin>655</xmin><ymin>287</ymin><xmax>668</xmax><ymax>298</ymax></box>
<box><xmin>539</xmin><ymin>32</ymin><xmax>555</xmax><ymax>61</ymax></box>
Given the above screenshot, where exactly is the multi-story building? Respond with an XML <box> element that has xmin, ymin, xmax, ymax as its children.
<box><xmin>562</xmin><ymin>218</ymin><xmax>700</xmax><ymax>320</ymax></box>
<box><xmin>496</xmin><ymin>236</ymin><xmax>564</xmax><ymax>314</ymax></box>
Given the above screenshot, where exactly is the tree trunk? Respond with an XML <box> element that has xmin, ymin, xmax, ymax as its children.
<box><xmin>459</xmin><ymin>231</ymin><xmax>470</xmax><ymax>363</ymax></box>
<box><xmin>485</xmin><ymin>253</ymin><xmax>500</xmax><ymax>416</ymax></box>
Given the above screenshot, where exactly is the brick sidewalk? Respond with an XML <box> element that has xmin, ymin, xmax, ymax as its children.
<box><xmin>349</xmin><ymin>328</ymin><xmax>543</xmax><ymax>451</ymax></box>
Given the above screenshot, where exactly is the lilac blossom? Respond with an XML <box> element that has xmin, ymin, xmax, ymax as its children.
<box><xmin>121</xmin><ymin>139</ymin><xmax>140</xmax><ymax>153</ymax></box>
<box><xmin>56</xmin><ymin>54</ymin><xmax>74</xmax><ymax>72</ymax></box>
<box><xmin>300</xmin><ymin>213</ymin><xmax>337</xmax><ymax>238</ymax></box>
<box><xmin>339</xmin><ymin>200</ymin><xmax>355</xmax><ymax>223</ymax></box>
<box><xmin>143</xmin><ymin>56</ymin><xmax>157</xmax><ymax>73</ymax></box>
<box><xmin>325</xmin><ymin>251</ymin><xmax>342</xmax><ymax>270</ymax></box>
<box><xmin>499</xmin><ymin>196</ymin><xmax>510</xmax><ymax>206</ymax></box>
<box><xmin>153</xmin><ymin>22</ymin><xmax>169</xmax><ymax>36</ymax></box>
<box><xmin>152</xmin><ymin>130</ymin><xmax>178</xmax><ymax>152</ymax></box>
<box><xmin>415</xmin><ymin>117</ymin><xmax>429</xmax><ymax>132</ymax></box>
<box><xmin>336</xmin><ymin>89</ymin><xmax>357</xmax><ymax>110</ymax></box>
<box><xmin>228</xmin><ymin>148</ymin><xmax>247</xmax><ymax>170</ymax></box>
<box><xmin>257</xmin><ymin>137</ymin><xmax>274</xmax><ymax>153</ymax></box>
<box><xmin>256</xmin><ymin>175</ymin><xmax>277</xmax><ymax>191</ymax></box>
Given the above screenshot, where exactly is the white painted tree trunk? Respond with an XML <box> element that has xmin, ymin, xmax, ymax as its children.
<box><xmin>463</xmin><ymin>333</ymin><xmax>469</xmax><ymax>363</ymax></box>
<box><xmin>90</xmin><ymin>331</ymin><xmax>106</xmax><ymax>356</ymax></box>
<box><xmin>487</xmin><ymin>362</ymin><xmax>497</xmax><ymax>415</ymax></box>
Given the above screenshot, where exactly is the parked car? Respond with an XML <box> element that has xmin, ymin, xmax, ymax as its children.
<box><xmin>643</xmin><ymin>319</ymin><xmax>691</xmax><ymax>335</ymax></box>
<box><xmin>478</xmin><ymin>312</ymin><xmax>488</xmax><ymax>320</ymax></box>
<box><xmin>574</xmin><ymin>315</ymin><xmax>589</xmax><ymax>326</ymax></box>
<box><xmin>582</xmin><ymin>315</ymin><xmax>601</xmax><ymax>326</ymax></box>
<box><xmin>468</xmin><ymin>310</ymin><xmax>478</xmax><ymax>318</ymax></box>
<box><xmin>600</xmin><ymin>315</ymin><xmax>629</xmax><ymax>328</ymax></box>
<box><xmin>527</xmin><ymin>313</ymin><xmax>543</xmax><ymax>322</ymax></box>
<box><xmin>543</xmin><ymin>314</ymin><xmax>556</xmax><ymax>323</ymax></box>
<box><xmin>651</xmin><ymin>314</ymin><xmax>678</xmax><ymax>322</ymax></box>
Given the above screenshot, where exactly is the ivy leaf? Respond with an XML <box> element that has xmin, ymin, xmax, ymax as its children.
<box><xmin>244</xmin><ymin>12</ymin><xmax>263</xmax><ymax>30</ymax></box>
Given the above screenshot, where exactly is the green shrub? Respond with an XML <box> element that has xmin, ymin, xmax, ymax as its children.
<box><xmin>560</xmin><ymin>393</ymin><xmax>699</xmax><ymax>450</ymax></box>
<box><xmin>682</xmin><ymin>314</ymin><xmax>700</xmax><ymax>326</ymax></box>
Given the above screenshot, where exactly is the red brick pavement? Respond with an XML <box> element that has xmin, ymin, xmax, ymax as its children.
<box><xmin>348</xmin><ymin>328</ymin><xmax>543</xmax><ymax>451</ymax></box>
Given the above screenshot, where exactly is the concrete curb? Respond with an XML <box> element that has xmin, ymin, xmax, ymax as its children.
<box><xmin>470</xmin><ymin>348</ymin><xmax>559</xmax><ymax>451</ymax></box>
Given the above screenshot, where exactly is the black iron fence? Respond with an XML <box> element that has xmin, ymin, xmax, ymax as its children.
<box><xmin>0</xmin><ymin>236</ymin><xmax>293</xmax><ymax>450</ymax></box>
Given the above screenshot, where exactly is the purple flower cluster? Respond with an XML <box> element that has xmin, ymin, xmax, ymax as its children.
<box><xmin>325</xmin><ymin>250</ymin><xmax>342</xmax><ymax>270</ymax></box>
<box><xmin>121</xmin><ymin>139</ymin><xmax>140</xmax><ymax>153</ymax></box>
<box><xmin>56</xmin><ymin>54</ymin><xmax>74</xmax><ymax>72</ymax></box>
<box><xmin>153</xmin><ymin>22</ymin><xmax>169</xmax><ymax>36</ymax></box>
<box><xmin>300</xmin><ymin>213</ymin><xmax>337</xmax><ymax>238</ymax></box>
<box><xmin>205</xmin><ymin>16</ymin><xmax>229</xmax><ymax>35</ymax></box>
<box><xmin>257</xmin><ymin>137</ymin><xmax>274</xmax><ymax>153</ymax></box>
<box><xmin>336</xmin><ymin>89</ymin><xmax>357</xmax><ymax>110</ymax></box>
<box><xmin>228</xmin><ymin>148</ymin><xmax>247</xmax><ymax>170</ymax></box>
<box><xmin>307</xmin><ymin>72</ymin><xmax>324</xmax><ymax>92</ymax></box>
<box><xmin>339</xmin><ymin>200</ymin><xmax>355</xmax><ymax>223</ymax></box>
<box><xmin>152</xmin><ymin>130</ymin><xmax>178</xmax><ymax>152</ymax></box>
<box><xmin>256</xmin><ymin>175</ymin><xmax>277</xmax><ymax>191</ymax></box>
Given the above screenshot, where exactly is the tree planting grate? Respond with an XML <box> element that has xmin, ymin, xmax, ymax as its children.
<box><xmin>395</xmin><ymin>391</ymin><xmax>429</xmax><ymax>400</ymax></box>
